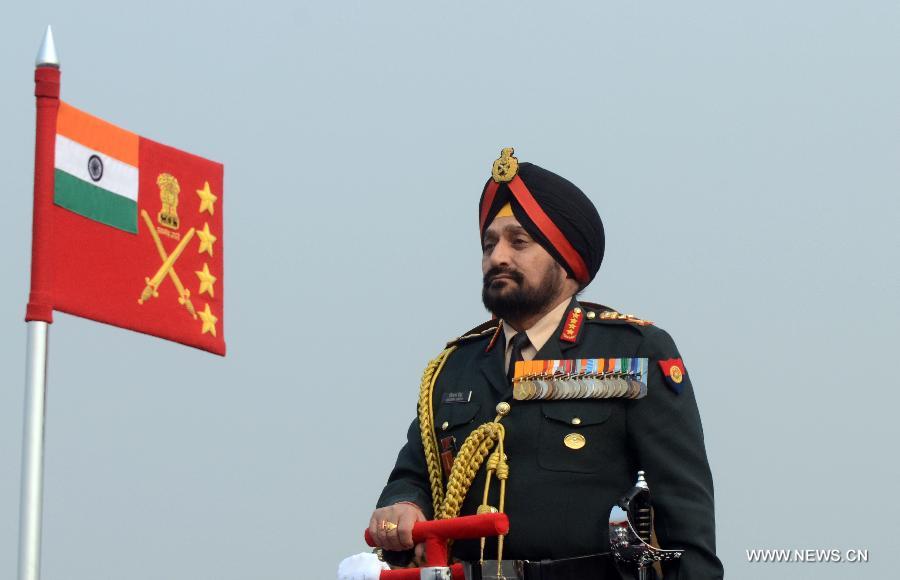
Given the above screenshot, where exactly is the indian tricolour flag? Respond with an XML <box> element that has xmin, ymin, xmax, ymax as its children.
<box><xmin>54</xmin><ymin>102</ymin><xmax>139</xmax><ymax>233</ymax></box>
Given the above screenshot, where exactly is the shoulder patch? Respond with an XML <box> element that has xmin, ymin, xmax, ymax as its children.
<box><xmin>446</xmin><ymin>319</ymin><xmax>500</xmax><ymax>347</ymax></box>
<box><xmin>659</xmin><ymin>358</ymin><xmax>686</xmax><ymax>394</ymax></box>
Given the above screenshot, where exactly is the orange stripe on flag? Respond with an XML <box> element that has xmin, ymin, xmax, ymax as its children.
<box><xmin>57</xmin><ymin>101</ymin><xmax>139</xmax><ymax>167</ymax></box>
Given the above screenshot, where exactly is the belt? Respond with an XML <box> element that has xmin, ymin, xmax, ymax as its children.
<box><xmin>464</xmin><ymin>553</ymin><xmax>622</xmax><ymax>580</ymax></box>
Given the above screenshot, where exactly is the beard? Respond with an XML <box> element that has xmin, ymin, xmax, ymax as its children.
<box><xmin>482</xmin><ymin>262</ymin><xmax>566</xmax><ymax>323</ymax></box>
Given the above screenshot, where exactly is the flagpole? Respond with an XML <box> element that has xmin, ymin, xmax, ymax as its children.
<box><xmin>19</xmin><ymin>26</ymin><xmax>60</xmax><ymax>580</ymax></box>
<box><xmin>19</xmin><ymin>322</ymin><xmax>49</xmax><ymax>580</ymax></box>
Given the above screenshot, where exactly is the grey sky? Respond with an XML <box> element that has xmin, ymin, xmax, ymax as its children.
<box><xmin>2</xmin><ymin>2</ymin><xmax>899</xmax><ymax>579</ymax></box>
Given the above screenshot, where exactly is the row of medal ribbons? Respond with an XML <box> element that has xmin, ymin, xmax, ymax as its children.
<box><xmin>512</xmin><ymin>358</ymin><xmax>649</xmax><ymax>401</ymax></box>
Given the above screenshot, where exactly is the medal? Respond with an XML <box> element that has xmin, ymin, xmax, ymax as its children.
<box><xmin>508</xmin><ymin>357</ymin><xmax>650</xmax><ymax>401</ymax></box>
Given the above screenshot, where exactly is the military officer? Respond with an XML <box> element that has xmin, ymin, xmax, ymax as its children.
<box><xmin>367</xmin><ymin>149</ymin><xmax>723</xmax><ymax>579</ymax></box>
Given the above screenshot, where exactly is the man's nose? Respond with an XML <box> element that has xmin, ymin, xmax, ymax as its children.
<box><xmin>488</xmin><ymin>239</ymin><xmax>513</xmax><ymax>268</ymax></box>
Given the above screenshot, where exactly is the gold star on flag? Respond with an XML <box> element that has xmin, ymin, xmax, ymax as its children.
<box><xmin>195</xmin><ymin>263</ymin><xmax>217</xmax><ymax>297</ymax></box>
<box><xmin>196</xmin><ymin>181</ymin><xmax>218</xmax><ymax>215</ymax></box>
<box><xmin>199</xmin><ymin>303</ymin><xmax>218</xmax><ymax>337</ymax></box>
<box><xmin>197</xmin><ymin>222</ymin><xmax>217</xmax><ymax>256</ymax></box>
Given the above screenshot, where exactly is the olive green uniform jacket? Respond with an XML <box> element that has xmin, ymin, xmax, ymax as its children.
<box><xmin>377</xmin><ymin>299</ymin><xmax>723</xmax><ymax>579</ymax></box>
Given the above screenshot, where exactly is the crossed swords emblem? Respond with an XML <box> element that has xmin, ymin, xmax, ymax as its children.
<box><xmin>137</xmin><ymin>209</ymin><xmax>198</xmax><ymax>319</ymax></box>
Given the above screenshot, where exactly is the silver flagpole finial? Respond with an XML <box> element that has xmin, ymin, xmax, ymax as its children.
<box><xmin>35</xmin><ymin>25</ymin><xmax>59</xmax><ymax>68</ymax></box>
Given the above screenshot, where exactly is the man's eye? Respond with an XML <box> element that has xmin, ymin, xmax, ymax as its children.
<box><xmin>482</xmin><ymin>242</ymin><xmax>496</xmax><ymax>253</ymax></box>
<box><xmin>512</xmin><ymin>238</ymin><xmax>529</xmax><ymax>247</ymax></box>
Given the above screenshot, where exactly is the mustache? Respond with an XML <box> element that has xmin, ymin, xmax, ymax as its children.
<box><xmin>483</xmin><ymin>267</ymin><xmax>524</xmax><ymax>285</ymax></box>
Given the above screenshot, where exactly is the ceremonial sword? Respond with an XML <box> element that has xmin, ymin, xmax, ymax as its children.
<box><xmin>138</xmin><ymin>225</ymin><xmax>195</xmax><ymax>305</ymax></box>
<box><xmin>139</xmin><ymin>209</ymin><xmax>197</xmax><ymax>318</ymax></box>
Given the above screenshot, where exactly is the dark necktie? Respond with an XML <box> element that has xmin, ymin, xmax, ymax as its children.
<box><xmin>507</xmin><ymin>332</ymin><xmax>531</xmax><ymax>383</ymax></box>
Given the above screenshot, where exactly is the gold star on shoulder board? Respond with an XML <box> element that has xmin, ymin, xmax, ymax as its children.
<box><xmin>196</xmin><ymin>181</ymin><xmax>218</xmax><ymax>215</ymax></box>
<box><xmin>197</xmin><ymin>222</ymin><xmax>217</xmax><ymax>257</ymax></box>
<box><xmin>199</xmin><ymin>303</ymin><xmax>218</xmax><ymax>337</ymax></box>
<box><xmin>195</xmin><ymin>263</ymin><xmax>217</xmax><ymax>298</ymax></box>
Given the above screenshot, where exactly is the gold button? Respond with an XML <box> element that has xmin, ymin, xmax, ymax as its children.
<box><xmin>573</xmin><ymin>307</ymin><xmax>582</xmax><ymax>314</ymax></box>
<box><xmin>441</xmin><ymin>421</ymin><xmax>450</xmax><ymax>431</ymax></box>
<box><xmin>586</xmin><ymin>311</ymin><xmax>596</xmax><ymax>319</ymax></box>
<box><xmin>571</xmin><ymin>417</ymin><xmax>582</xmax><ymax>425</ymax></box>
<box><xmin>564</xmin><ymin>433</ymin><xmax>586</xmax><ymax>450</ymax></box>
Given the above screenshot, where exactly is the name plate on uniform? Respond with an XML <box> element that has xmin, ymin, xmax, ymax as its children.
<box><xmin>442</xmin><ymin>390</ymin><xmax>473</xmax><ymax>404</ymax></box>
<box><xmin>512</xmin><ymin>358</ymin><xmax>649</xmax><ymax>401</ymax></box>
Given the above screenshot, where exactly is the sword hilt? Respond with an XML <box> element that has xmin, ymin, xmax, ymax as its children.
<box><xmin>609</xmin><ymin>471</ymin><xmax>683</xmax><ymax>570</ymax></box>
<box><xmin>138</xmin><ymin>277</ymin><xmax>158</xmax><ymax>304</ymax></box>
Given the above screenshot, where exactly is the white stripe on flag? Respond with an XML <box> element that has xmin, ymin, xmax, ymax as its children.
<box><xmin>55</xmin><ymin>135</ymin><xmax>139</xmax><ymax>202</ymax></box>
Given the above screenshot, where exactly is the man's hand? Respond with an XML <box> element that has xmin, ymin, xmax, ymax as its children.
<box><xmin>368</xmin><ymin>502</ymin><xmax>426</xmax><ymax>553</ymax></box>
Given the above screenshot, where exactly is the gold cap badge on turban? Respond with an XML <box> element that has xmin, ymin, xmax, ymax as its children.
<box><xmin>491</xmin><ymin>147</ymin><xmax>519</xmax><ymax>183</ymax></box>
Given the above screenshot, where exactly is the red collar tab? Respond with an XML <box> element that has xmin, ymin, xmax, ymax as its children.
<box><xmin>559</xmin><ymin>307</ymin><xmax>584</xmax><ymax>343</ymax></box>
<box><xmin>658</xmin><ymin>358</ymin><xmax>686</xmax><ymax>394</ymax></box>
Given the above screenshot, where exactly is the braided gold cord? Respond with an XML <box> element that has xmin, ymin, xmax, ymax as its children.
<box><xmin>486</xmin><ymin>450</ymin><xmax>501</xmax><ymax>472</ymax></box>
<box><xmin>495</xmin><ymin>456</ymin><xmax>509</xmax><ymax>480</ymax></box>
<box><xmin>417</xmin><ymin>346</ymin><xmax>457</xmax><ymax>515</ymax></box>
<box><xmin>495</xmin><ymin>438</ymin><xmax>508</xmax><ymax>573</ymax></box>
<box><xmin>437</xmin><ymin>422</ymin><xmax>504</xmax><ymax>520</ymax></box>
<box><xmin>416</xmin><ymin>346</ymin><xmax>509</xmax><ymax>534</ymax></box>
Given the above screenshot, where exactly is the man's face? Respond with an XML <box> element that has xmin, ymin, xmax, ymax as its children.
<box><xmin>481</xmin><ymin>216</ymin><xmax>568</xmax><ymax>322</ymax></box>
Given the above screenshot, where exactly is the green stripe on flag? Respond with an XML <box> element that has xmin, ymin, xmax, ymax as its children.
<box><xmin>54</xmin><ymin>169</ymin><xmax>138</xmax><ymax>234</ymax></box>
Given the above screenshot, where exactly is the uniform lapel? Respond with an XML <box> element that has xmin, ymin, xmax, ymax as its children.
<box><xmin>481</xmin><ymin>298</ymin><xmax>586</xmax><ymax>395</ymax></box>
<box><xmin>480</xmin><ymin>325</ymin><xmax>510</xmax><ymax>396</ymax></box>
<box><xmin>534</xmin><ymin>332</ymin><xmax>563</xmax><ymax>360</ymax></box>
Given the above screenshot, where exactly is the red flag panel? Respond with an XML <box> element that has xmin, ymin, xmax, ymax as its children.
<box><xmin>50</xmin><ymin>137</ymin><xmax>225</xmax><ymax>355</ymax></box>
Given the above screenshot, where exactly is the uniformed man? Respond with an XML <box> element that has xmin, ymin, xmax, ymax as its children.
<box><xmin>367</xmin><ymin>149</ymin><xmax>723</xmax><ymax>579</ymax></box>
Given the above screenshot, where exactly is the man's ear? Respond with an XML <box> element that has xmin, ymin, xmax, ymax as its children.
<box><xmin>560</xmin><ymin>267</ymin><xmax>581</xmax><ymax>294</ymax></box>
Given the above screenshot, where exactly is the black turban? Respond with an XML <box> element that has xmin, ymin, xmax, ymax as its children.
<box><xmin>478</xmin><ymin>157</ymin><xmax>605</xmax><ymax>286</ymax></box>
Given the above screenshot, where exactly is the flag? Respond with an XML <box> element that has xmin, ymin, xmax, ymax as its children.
<box><xmin>34</xmin><ymin>101</ymin><xmax>225</xmax><ymax>355</ymax></box>
<box><xmin>54</xmin><ymin>102</ymin><xmax>140</xmax><ymax>233</ymax></box>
